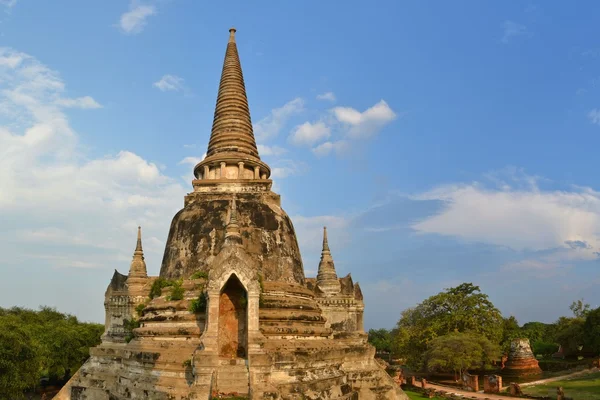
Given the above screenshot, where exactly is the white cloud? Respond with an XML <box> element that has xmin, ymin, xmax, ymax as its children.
<box><xmin>311</xmin><ymin>140</ymin><xmax>349</xmax><ymax>157</ymax></box>
<box><xmin>411</xmin><ymin>170</ymin><xmax>600</xmax><ymax>260</ymax></box>
<box><xmin>316</xmin><ymin>92</ymin><xmax>336</xmax><ymax>102</ymax></box>
<box><xmin>0</xmin><ymin>47</ymin><xmax>186</xmax><ymax>277</ymax></box>
<box><xmin>289</xmin><ymin>121</ymin><xmax>331</xmax><ymax>146</ymax></box>
<box><xmin>332</xmin><ymin>100</ymin><xmax>396</xmax><ymax>139</ymax></box>
<box><xmin>178</xmin><ymin>155</ymin><xmax>205</xmax><ymax>167</ymax></box>
<box><xmin>502</xmin><ymin>20</ymin><xmax>528</xmax><ymax>44</ymax></box>
<box><xmin>119</xmin><ymin>3</ymin><xmax>156</xmax><ymax>35</ymax></box>
<box><xmin>253</xmin><ymin>98</ymin><xmax>304</xmax><ymax>142</ymax></box>
<box><xmin>257</xmin><ymin>144</ymin><xmax>287</xmax><ymax>156</ymax></box>
<box><xmin>0</xmin><ymin>0</ymin><xmax>17</xmax><ymax>8</ymax></box>
<box><xmin>55</xmin><ymin>96</ymin><xmax>102</xmax><ymax>109</ymax></box>
<box><xmin>153</xmin><ymin>74</ymin><xmax>185</xmax><ymax>92</ymax></box>
<box><xmin>270</xmin><ymin>159</ymin><xmax>307</xmax><ymax>179</ymax></box>
<box><xmin>589</xmin><ymin>109</ymin><xmax>600</xmax><ymax>125</ymax></box>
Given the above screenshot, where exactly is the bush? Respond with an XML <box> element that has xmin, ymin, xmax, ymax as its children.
<box><xmin>135</xmin><ymin>303</ymin><xmax>146</xmax><ymax>317</ymax></box>
<box><xmin>149</xmin><ymin>278</ymin><xmax>175</xmax><ymax>299</ymax></box>
<box><xmin>189</xmin><ymin>294</ymin><xmax>207</xmax><ymax>313</ymax></box>
<box><xmin>123</xmin><ymin>318</ymin><xmax>140</xmax><ymax>343</ymax></box>
<box><xmin>168</xmin><ymin>281</ymin><xmax>185</xmax><ymax>301</ymax></box>
<box><xmin>532</xmin><ymin>341</ymin><xmax>559</xmax><ymax>357</ymax></box>
<box><xmin>190</xmin><ymin>271</ymin><xmax>208</xmax><ymax>280</ymax></box>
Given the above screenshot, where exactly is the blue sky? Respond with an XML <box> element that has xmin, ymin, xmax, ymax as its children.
<box><xmin>1</xmin><ymin>0</ymin><xmax>600</xmax><ymax>329</ymax></box>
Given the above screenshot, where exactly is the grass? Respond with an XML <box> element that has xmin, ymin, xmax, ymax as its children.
<box><xmin>403</xmin><ymin>389</ymin><xmax>444</xmax><ymax>400</ymax></box>
<box><xmin>522</xmin><ymin>371</ymin><xmax>600</xmax><ymax>400</ymax></box>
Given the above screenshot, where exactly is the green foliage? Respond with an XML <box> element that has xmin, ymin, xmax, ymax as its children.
<box><xmin>239</xmin><ymin>292</ymin><xmax>248</xmax><ymax>308</ymax></box>
<box><xmin>168</xmin><ymin>281</ymin><xmax>185</xmax><ymax>301</ymax></box>
<box><xmin>0</xmin><ymin>317</ymin><xmax>41</xmax><ymax>399</ymax></box>
<box><xmin>149</xmin><ymin>277</ymin><xmax>175</xmax><ymax>299</ymax></box>
<box><xmin>570</xmin><ymin>299</ymin><xmax>591</xmax><ymax>319</ymax></box>
<box><xmin>394</xmin><ymin>283</ymin><xmax>503</xmax><ymax>369</ymax></box>
<box><xmin>189</xmin><ymin>293</ymin><xmax>207</xmax><ymax>313</ymax></box>
<box><xmin>554</xmin><ymin>316</ymin><xmax>585</xmax><ymax>357</ymax></box>
<box><xmin>123</xmin><ymin>318</ymin><xmax>140</xmax><ymax>343</ymax></box>
<box><xmin>190</xmin><ymin>271</ymin><xmax>208</xmax><ymax>280</ymax></box>
<box><xmin>0</xmin><ymin>306</ymin><xmax>103</xmax><ymax>397</ymax></box>
<box><xmin>532</xmin><ymin>341</ymin><xmax>559</xmax><ymax>357</ymax></box>
<box><xmin>182</xmin><ymin>358</ymin><xmax>192</xmax><ymax>367</ymax></box>
<box><xmin>583</xmin><ymin>307</ymin><xmax>600</xmax><ymax>355</ymax></box>
<box><xmin>368</xmin><ymin>328</ymin><xmax>394</xmax><ymax>354</ymax></box>
<box><xmin>135</xmin><ymin>303</ymin><xmax>146</xmax><ymax>317</ymax></box>
<box><xmin>424</xmin><ymin>332</ymin><xmax>500</xmax><ymax>377</ymax></box>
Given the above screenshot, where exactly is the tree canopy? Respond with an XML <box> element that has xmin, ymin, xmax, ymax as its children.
<box><xmin>0</xmin><ymin>306</ymin><xmax>104</xmax><ymax>399</ymax></box>
<box><xmin>424</xmin><ymin>332</ymin><xmax>500</xmax><ymax>378</ymax></box>
<box><xmin>394</xmin><ymin>283</ymin><xmax>503</xmax><ymax>369</ymax></box>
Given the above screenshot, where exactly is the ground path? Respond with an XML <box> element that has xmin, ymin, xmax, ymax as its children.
<box><xmin>421</xmin><ymin>368</ymin><xmax>597</xmax><ymax>399</ymax></box>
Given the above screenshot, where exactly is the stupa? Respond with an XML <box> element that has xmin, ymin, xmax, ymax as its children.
<box><xmin>56</xmin><ymin>28</ymin><xmax>406</xmax><ymax>400</ymax></box>
<box><xmin>503</xmin><ymin>338</ymin><xmax>542</xmax><ymax>377</ymax></box>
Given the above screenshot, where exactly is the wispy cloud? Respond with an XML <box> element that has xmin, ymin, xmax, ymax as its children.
<box><xmin>253</xmin><ymin>98</ymin><xmax>304</xmax><ymax>142</ymax></box>
<box><xmin>411</xmin><ymin>168</ymin><xmax>600</xmax><ymax>259</ymax></box>
<box><xmin>0</xmin><ymin>46</ymin><xmax>186</xmax><ymax>276</ymax></box>
<box><xmin>501</xmin><ymin>20</ymin><xmax>528</xmax><ymax>44</ymax></box>
<box><xmin>153</xmin><ymin>74</ymin><xmax>186</xmax><ymax>92</ymax></box>
<box><xmin>257</xmin><ymin>144</ymin><xmax>287</xmax><ymax>156</ymax></box>
<box><xmin>316</xmin><ymin>92</ymin><xmax>336</xmax><ymax>102</ymax></box>
<box><xmin>55</xmin><ymin>96</ymin><xmax>102</xmax><ymax>109</ymax></box>
<box><xmin>0</xmin><ymin>0</ymin><xmax>18</xmax><ymax>9</ymax></box>
<box><xmin>589</xmin><ymin>109</ymin><xmax>600</xmax><ymax>125</ymax></box>
<box><xmin>289</xmin><ymin>121</ymin><xmax>331</xmax><ymax>146</ymax></box>
<box><xmin>332</xmin><ymin>99</ymin><xmax>397</xmax><ymax>139</ymax></box>
<box><xmin>311</xmin><ymin>140</ymin><xmax>349</xmax><ymax>157</ymax></box>
<box><xmin>178</xmin><ymin>154</ymin><xmax>205</xmax><ymax>167</ymax></box>
<box><xmin>118</xmin><ymin>2</ymin><xmax>156</xmax><ymax>35</ymax></box>
<box><xmin>270</xmin><ymin>159</ymin><xmax>307</xmax><ymax>179</ymax></box>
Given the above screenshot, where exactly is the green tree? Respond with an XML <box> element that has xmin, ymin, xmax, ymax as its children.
<box><xmin>0</xmin><ymin>317</ymin><xmax>41</xmax><ymax>399</ymax></box>
<box><xmin>501</xmin><ymin>316</ymin><xmax>520</xmax><ymax>351</ymax></box>
<box><xmin>583</xmin><ymin>307</ymin><xmax>600</xmax><ymax>356</ymax></box>
<box><xmin>424</xmin><ymin>332</ymin><xmax>501</xmax><ymax>379</ymax></box>
<box><xmin>570</xmin><ymin>299</ymin><xmax>591</xmax><ymax>319</ymax></box>
<box><xmin>553</xmin><ymin>316</ymin><xmax>585</xmax><ymax>357</ymax></box>
<box><xmin>394</xmin><ymin>283</ymin><xmax>503</xmax><ymax>369</ymax></box>
<box><xmin>368</xmin><ymin>328</ymin><xmax>393</xmax><ymax>354</ymax></box>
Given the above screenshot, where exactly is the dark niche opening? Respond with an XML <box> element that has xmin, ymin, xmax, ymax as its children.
<box><xmin>218</xmin><ymin>274</ymin><xmax>248</xmax><ymax>359</ymax></box>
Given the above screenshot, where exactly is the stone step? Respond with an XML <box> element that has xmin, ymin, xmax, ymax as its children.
<box><xmin>215</xmin><ymin>361</ymin><xmax>249</xmax><ymax>396</ymax></box>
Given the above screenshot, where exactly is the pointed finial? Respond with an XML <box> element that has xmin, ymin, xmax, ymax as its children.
<box><xmin>322</xmin><ymin>226</ymin><xmax>330</xmax><ymax>253</ymax></box>
<box><xmin>229</xmin><ymin>27</ymin><xmax>237</xmax><ymax>43</ymax></box>
<box><xmin>135</xmin><ymin>226</ymin><xmax>143</xmax><ymax>254</ymax></box>
<box><xmin>129</xmin><ymin>226</ymin><xmax>147</xmax><ymax>279</ymax></box>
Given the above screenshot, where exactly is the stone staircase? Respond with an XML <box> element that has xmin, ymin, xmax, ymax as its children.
<box><xmin>214</xmin><ymin>358</ymin><xmax>250</xmax><ymax>397</ymax></box>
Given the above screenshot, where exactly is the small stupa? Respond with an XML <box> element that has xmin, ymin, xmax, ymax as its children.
<box><xmin>503</xmin><ymin>338</ymin><xmax>543</xmax><ymax>377</ymax></box>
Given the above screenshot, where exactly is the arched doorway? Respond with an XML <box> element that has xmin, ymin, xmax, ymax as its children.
<box><xmin>218</xmin><ymin>274</ymin><xmax>248</xmax><ymax>359</ymax></box>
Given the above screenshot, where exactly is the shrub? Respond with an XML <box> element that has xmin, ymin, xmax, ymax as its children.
<box><xmin>149</xmin><ymin>278</ymin><xmax>175</xmax><ymax>299</ymax></box>
<box><xmin>182</xmin><ymin>358</ymin><xmax>192</xmax><ymax>368</ymax></box>
<box><xmin>135</xmin><ymin>303</ymin><xmax>146</xmax><ymax>317</ymax></box>
<box><xmin>190</xmin><ymin>271</ymin><xmax>208</xmax><ymax>280</ymax></box>
<box><xmin>168</xmin><ymin>281</ymin><xmax>185</xmax><ymax>301</ymax></box>
<box><xmin>123</xmin><ymin>318</ymin><xmax>140</xmax><ymax>343</ymax></box>
<box><xmin>189</xmin><ymin>294</ymin><xmax>207</xmax><ymax>313</ymax></box>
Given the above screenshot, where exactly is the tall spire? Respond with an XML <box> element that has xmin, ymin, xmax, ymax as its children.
<box><xmin>128</xmin><ymin>226</ymin><xmax>148</xmax><ymax>279</ymax></box>
<box><xmin>316</xmin><ymin>226</ymin><xmax>341</xmax><ymax>295</ymax></box>
<box><xmin>194</xmin><ymin>28</ymin><xmax>271</xmax><ymax>182</ymax></box>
